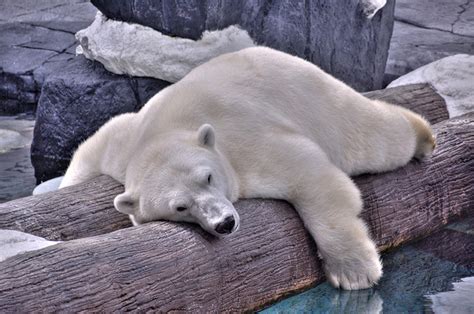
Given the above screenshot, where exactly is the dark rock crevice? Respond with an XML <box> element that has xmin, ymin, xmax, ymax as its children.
<box><xmin>13</xmin><ymin>44</ymin><xmax>64</xmax><ymax>54</ymax></box>
<box><xmin>22</xmin><ymin>23</ymin><xmax>77</xmax><ymax>35</ymax></box>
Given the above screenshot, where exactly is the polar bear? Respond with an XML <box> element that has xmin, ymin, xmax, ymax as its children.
<box><xmin>60</xmin><ymin>47</ymin><xmax>435</xmax><ymax>290</ymax></box>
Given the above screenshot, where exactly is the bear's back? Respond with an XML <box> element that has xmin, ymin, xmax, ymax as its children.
<box><xmin>141</xmin><ymin>47</ymin><xmax>415</xmax><ymax>175</ymax></box>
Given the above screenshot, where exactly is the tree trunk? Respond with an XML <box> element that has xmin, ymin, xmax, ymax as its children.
<box><xmin>0</xmin><ymin>84</ymin><xmax>471</xmax><ymax>312</ymax></box>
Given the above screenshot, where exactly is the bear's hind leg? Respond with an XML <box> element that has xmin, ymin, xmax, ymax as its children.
<box><xmin>261</xmin><ymin>135</ymin><xmax>382</xmax><ymax>290</ymax></box>
<box><xmin>59</xmin><ymin>158</ymin><xmax>100</xmax><ymax>188</ymax></box>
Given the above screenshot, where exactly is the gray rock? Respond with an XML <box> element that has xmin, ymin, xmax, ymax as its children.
<box><xmin>11</xmin><ymin>1</ymin><xmax>98</xmax><ymax>34</ymax></box>
<box><xmin>91</xmin><ymin>0</ymin><xmax>396</xmax><ymax>91</ymax></box>
<box><xmin>0</xmin><ymin>0</ymin><xmax>97</xmax><ymax>114</ymax></box>
<box><xmin>395</xmin><ymin>0</ymin><xmax>474</xmax><ymax>37</ymax></box>
<box><xmin>32</xmin><ymin>53</ymin><xmax>77</xmax><ymax>88</ymax></box>
<box><xmin>454</xmin><ymin>3</ymin><xmax>474</xmax><ymax>37</ymax></box>
<box><xmin>0</xmin><ymin>22</ymin><xmax>74</xmax><ymax>114</ymax></box>
<box><xmin>385</xmin><ymin>20</ymin><xmax>474</xmax><ymax>81</ymax></box>
<box><xmin>0</xmin><ymin>22</ymin><xmax>76</xmax><ymax>53</ymax></box>
<box><xmin>0</xmin><ymin>0</ymin><xmax>97</xmax><ymax>33</ymax></box>
<box><xmin>384</xmin><ymin>0</ymin><xmax>474</xmax><ymax>85</ymax></box>
<box><xmin>31</xmin><ymin>56</ymin><xmax>170</xmax><ymax>183</ymax></box>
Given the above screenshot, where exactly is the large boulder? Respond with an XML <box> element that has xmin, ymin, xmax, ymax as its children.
<box><xmin>31</xmin><ymin>56</ymin><xmax>170</xmax><ymax>183</ymax></box>
<box><xmin>0</xmin><ymin>0</ymin><xmax>97</xmax><ymax>114</ymax></box>
<box><xmin>0</xmin><ymin>23</ymin><xmax>75</xmax><ymax>114</ymax></box>
<box><xmin>91</xmin><ymin>0</ymin><xmax>396</xmax><ymax>92</ymax></box>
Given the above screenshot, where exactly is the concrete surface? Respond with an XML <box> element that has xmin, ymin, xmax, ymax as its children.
<box><xmin>385</xmin><ymin>0</ymin><xmax>474</xmax><ymax>83</ymax></box>
<box><xmin>0</xmin><ymin>0</ymin><xmax>96</xmax><ymax>114</ymax></box>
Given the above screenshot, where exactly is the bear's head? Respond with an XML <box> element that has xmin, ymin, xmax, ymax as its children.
<box><xmin>113</xmin><ymin>124</ymin><xmax>240</xmax><ymax>237</ymax></box>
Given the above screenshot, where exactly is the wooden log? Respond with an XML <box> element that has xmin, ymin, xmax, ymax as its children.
<box><xmin>358</xmin><ymin>113</ymin><xmax>474</xmax><ymax>250</ymax></box>
<box><xmin>0</xmin><ymin>176</ymin><xmax>129</xmax><ymax>241</ymax></box>
<box><xmin>0</xmin><ymin>84</ymin><xmax>449</xmax><ymax>241</ymax></box>
<box><xmin>0</xmin><ymin>110</ymin><xmax>472</xmax><ymax>311</ymax></box>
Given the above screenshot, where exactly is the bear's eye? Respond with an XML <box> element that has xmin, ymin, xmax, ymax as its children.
<box><xmin>176</xmin><ymin>206</ymin><xmax>187</xmax><ymax>212</ymax></box>
<box><xmin>207</xmin><ymin>174</ymin><xmax>212</xmax><ymax>184</ymax></box>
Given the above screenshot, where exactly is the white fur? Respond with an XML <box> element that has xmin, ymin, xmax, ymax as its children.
<box><xmin>61</xmin><ymin>47</ymin><xmax>433</xmax><ymax>290</ymax></box>
<box><xmin>76</xmin><ymin>12</ymin><xmax>255</xmax><ymax>82</ymax></box>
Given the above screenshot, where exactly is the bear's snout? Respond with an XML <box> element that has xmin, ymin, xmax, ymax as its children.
<box><xmin>215</xmin><ymin>216</ymin><xmax>235</xmax><ymax>234</ymax></box>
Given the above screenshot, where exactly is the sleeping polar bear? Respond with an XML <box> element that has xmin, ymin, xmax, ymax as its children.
<box><xmin>60</xmin><ymin>47</ymin><xmax>435</xmax><ymax>290</ymax></box>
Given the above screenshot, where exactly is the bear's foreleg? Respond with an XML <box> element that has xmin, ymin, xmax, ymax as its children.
<box><xmin>255</xmin><ymin>135</ymin><xmax>382</xmax><ymax>290</ymax></box>
<box><xmin>294</xmin><ymin>179</ymin><xmax>383</xmax><ymax>290</ymax></box>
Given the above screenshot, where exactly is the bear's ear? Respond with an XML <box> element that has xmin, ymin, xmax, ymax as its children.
<box><xmin>114</xmin><ymin>192</ymin><xmax>137</xmax><ymax>215</ymax></box>
<box><xmin>197</xmin><ymin>124</ymin><xmax>215</xmax><ymax>148</ymax></box>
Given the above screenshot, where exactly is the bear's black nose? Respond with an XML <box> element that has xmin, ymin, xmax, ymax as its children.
<box><xmin>215</xmin><ymin>216</ymin><xmax>235</xmax><ymax>234</ymax></box>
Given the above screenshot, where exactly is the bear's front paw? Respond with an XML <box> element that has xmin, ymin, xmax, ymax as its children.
<box><xmin>323</xmin><ymin>248</ymin><xmax>382</xmax><ymax>290</ymax></box>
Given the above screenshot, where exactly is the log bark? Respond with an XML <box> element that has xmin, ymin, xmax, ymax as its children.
<box><xmin>0</xmin><ymin>85</ymin><xmax>471</xmax><ymax>312</ymax></box>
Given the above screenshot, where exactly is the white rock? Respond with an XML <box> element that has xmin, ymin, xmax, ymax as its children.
<box><xmin>0</xmin><ymin>129</ymin><xmax>30</xmax><ymax>154</ymax></box>
<box><xmin>0</xmin><ymin>229</ymin><xmax>59</xmax><ymax>262</ymax></box>
<box><xmin>427</xmin><ymin>277</ymin><xmax>474</xmax><ymax>314</ymax></box>
<box><xmin>33</xmin><ymin>176</ymin><xmax>64</xmax><ymax>195</ymax></box>
<box><xmin>388</xmin><ymin>54</ymin><xmax>474</xmax><ymax>118</ymax></box>
<box><xmin>0</xmin><ymin>116</ymin><xmax>34</xmax><ymax>153</ymax></box>
<box><xmin>360</xmin><ymin>0</ymin><xmax>387</xmax><ymax>19</ymax></box>
<box><xmin>76</xmin><ymin>12</ymin><xmax>255</xmax><ymax>83</ymax></box>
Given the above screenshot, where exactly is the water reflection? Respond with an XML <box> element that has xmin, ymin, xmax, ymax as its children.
<box><xmin>260</xmin><ymin>282</ymin><xmax>383</xmax><ymax>314</ymax></box>
<box><xmin>262</xmin><ymin>272</ymin><xmax>474</xmax><ymax>314</ymax></box>
<box><xmin>261</xmin><ymin>226</ymin><xmax>473</xmax><ymax>314</ymax></box>
<box><xmin>331</xmin><ymin>289</ymin><xmax>383</xmax><ymax>313</ymax></box>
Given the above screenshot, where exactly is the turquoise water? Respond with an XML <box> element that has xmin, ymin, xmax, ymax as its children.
<box><xmin>261</xmin><ymin>218</ymin><xmax>474</xmax><ymax>313</ymax></box>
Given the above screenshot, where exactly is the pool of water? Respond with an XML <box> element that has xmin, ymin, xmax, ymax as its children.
<box><xmin>261</xmin><ymin>218</ymin><xmax>474</xmax><ymax>313</ymax></box>
<box><xmin>0</xmin><ymin>114</ymin><xmax>36</xmax><ymax>203</ymax></box>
